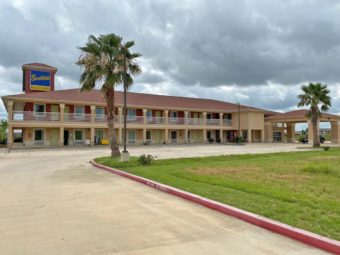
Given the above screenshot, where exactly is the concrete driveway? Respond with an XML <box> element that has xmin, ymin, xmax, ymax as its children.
<box><xmin>0</xmin><ymin>147</ymin><xmax>330</xmax><ymax>254</ymax></box>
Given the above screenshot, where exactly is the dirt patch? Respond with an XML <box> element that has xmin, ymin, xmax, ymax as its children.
<box><xmin>187</xmin><ymin>166</ymin><xmax>261</xmax><ymax>176</ymax></box>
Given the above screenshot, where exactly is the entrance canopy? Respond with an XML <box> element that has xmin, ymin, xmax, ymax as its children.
<box><xmin>265</xmin><ymin>109</ymin><xmax>340</xmax><ymax>123</ymax></box>
<box><xmin>264</xmin><ymin>110</ymin><xmax>340</xmax><ymax>144</ymax></box>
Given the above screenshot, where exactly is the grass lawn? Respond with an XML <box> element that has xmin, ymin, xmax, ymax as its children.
<box><xmin>95</xmin><ymin>148</ymin><xmax>340</xmax><ymax>240</ymax></box>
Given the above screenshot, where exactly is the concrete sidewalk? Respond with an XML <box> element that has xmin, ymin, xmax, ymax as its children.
<box><xmin>0</xmin><ymin>149</ymin><xmax>330</xmax><ymax>254</ymax></box>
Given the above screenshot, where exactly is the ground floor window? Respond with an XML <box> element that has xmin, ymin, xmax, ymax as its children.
<box><xmin>146</xmin><ymin>130</ymin><xmax>151</xmax><ymax>140</ymax></box>
<box><xmin>128</xmin><ymin>130</ymin><xmax>136</xmax><ymax>144</ymax></box>
<box><xmin>74</xmin><ymin>130</ymin><xmax>84</xmax><ymax>142</ymax></box>
<box><xmin>171</xmin><ymin>131</ymin><xmax>177</xmax><ymax>142</ymax></box>
<box><xmin>187</xmin><ymin>130</ymin><xmax>191</xmax><ymax>141</ymax></box>
<box><xmin>34</xmin><ymin>129</ymin><xmax>44</xmax><ymax>144</ymax></box>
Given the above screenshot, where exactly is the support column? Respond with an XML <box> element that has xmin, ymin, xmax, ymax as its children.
<box><xmin>164</xmin><ymin>110</ymin><xmax>169</xmax><ymax>125</ymax></box>
<box><xmin>184</xmin><ymin>111</ymin><xmax>189</xmax><ymax>125</ymax></box>
<box><xmin>90</xmin><ymin>105</ymin><xmax>95</xmax><ymax>123</ymax></box>
<box><xmin>164</xmin><ymin>110</ymin><xmax>169</xmax><ymax>144</ymax></box>
<box><xmin>184</xmin><ymin>111</ymin><xmax>189</xmax><ymax>143</ymax></box>
<box><xmin>330</xmin><ymin>121</ymin><xmax>340</xmax><ymax>144</ymax></box>
<box><xmin>264</xmin><ymin>122</ymin><xmax>273</xmax><ymax>143</ymax></box>
<box><xmin>247</xmin><ymin>128</ymin><xmax>252</xmax><ymax>143</ymax></box>
<box><xmin>59</xmin><ymin>103</ymin><xmax>65</xmax><ymax>122</ymax></box>
<box><xmin>219</xmin><ymin>113</ymin><xmax>223</xmax><ymax>143</ymax></box>
<box><xmin>118</xmin><ymin>107</ymin><xmax>123</xmax><ymax>144</ymax></box>
<box><xmin>143</xmin><ymin>109</ymin><xmax>147</xmax><ymax>125</ymax></box>
<box><xmin>286</xmin><ymin>123</ymin><xmax>296</xmax><ymax>143</ymax></box>
<box><xmin>90</xmin><ymin>127</ymin><xmax>95</xmax><ymax>146</ymax></box>
<box><xmin>7</xmin><ymin>125</ymin><xmax>13</xmax><ymax>147</ymax></box>
<box><xmin>185</xmin><ymin>129</ymin><xmax>188</xmax><ymax>143</ymax></box>
<box><xmin>261</xmin><ymin>129</ymin><xmax>265</xmax><ymax>143</ymax></box>
<box><xmin>59</xmin><ymin>126</ymin><xmax>64</xmax><ymax>146</ymax></box>
<box><xmin>165</xmin><ymin>129</ymin><xmax>168</xmax><ymax>144</ymax></box>
<box><xmin>203</xmin><ymin>112</ymin><xmax>207</xmax><ymax>143</ymax></box>
<box><xmin>7</xmin><ymin>101</ymin><xmax>14</xmax><ymax>122</ymax></box>
<box><xmin>143</xmin><ymin>128</ymin><xmax>146</xmax><ymax>143</ymax></box>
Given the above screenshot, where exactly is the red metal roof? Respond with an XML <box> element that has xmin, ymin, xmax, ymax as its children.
<box><xmin>3</xmin><ymin>88</ymin><xmax>269</xmax><ymax>112</ymax></box>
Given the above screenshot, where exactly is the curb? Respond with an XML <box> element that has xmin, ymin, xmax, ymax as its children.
<box><xmin>90</xmin><ymin>160</ymin><xmax>340</xmax><ymax>254</ymax></box>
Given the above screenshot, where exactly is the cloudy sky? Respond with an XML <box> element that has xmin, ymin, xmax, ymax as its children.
<box><xmin>1</xmin><ymin>0</ymin><xmax>340</xmax><ymax>121</ymax></box>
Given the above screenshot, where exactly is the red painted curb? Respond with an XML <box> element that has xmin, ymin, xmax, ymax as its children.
<box><xmin>90</xmin><ymin>160</ymin><xmax>340</xmax><ymax>255</ymax></box>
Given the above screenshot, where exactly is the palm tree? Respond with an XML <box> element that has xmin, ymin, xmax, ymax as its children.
<box><xmin>76</xmin><ymin>34</ymin><xmax>141</xmax><ymax>157</ymax></box>
<box><xmin>297</xmin><ymin>82</ymin><xmax>331</xmax><ymax>147</ymax></box>
<box><xmin>117</xmin><ymin>41</ymin><xmax>142</xmax><ymax>154</ymax></box>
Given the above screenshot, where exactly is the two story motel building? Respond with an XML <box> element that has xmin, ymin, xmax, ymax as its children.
<box><xmin>2</xmin><ymin>63</ymin><xmax>340</xmax><ymax>147</ymax></box>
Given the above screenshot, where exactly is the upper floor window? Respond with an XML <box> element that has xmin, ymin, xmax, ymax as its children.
<box><xmin>170</xmin><ymin>111</ymin><xmax>178</xmax><ymax>119</ymax></box>
<box><xmin>127</xmin><ymin>109</ymin><xmax>136</xmax><ymax>120</ymax></box>
<box><xmin>75</xmin><ymin>106</ymin><xmax>85</xmax><ymax>118</ymax></box>
<box><xmin>34</xmin><ymin>104</ymin><xmax>45</xmax><ymax>116</ymax></box>
<box><xmin>146</xmin><ymin>110</ymin><xmax>152</xmax><ymax>120</ymax></box>
<box><xmin>96</xmin><ymin>107</ymin><xmax>105</xmax><ymax>115</ymax></box>
<box><xmin>224</xmin><ymin>114</ymin><xmax>232</xmax><ymax>120</ymax></box>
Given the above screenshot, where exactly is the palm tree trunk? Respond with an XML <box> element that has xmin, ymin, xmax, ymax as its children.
<box><xmin>105</xmin><ymin>87</ymin><xmax>120</xmax><ymax>157</ymax></box>
<box><xmin>312</xmin><ymin>109</ymin><xmax>320</xmax><ymax>147</ymax></box>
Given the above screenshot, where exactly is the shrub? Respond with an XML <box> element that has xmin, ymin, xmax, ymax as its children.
<box><xmin>323</xmin><ymin>146</ymin><xmax>330</xmax><ymax>151</ymax></box>
<box><xmin>138</xmin><ymin>154</ymin><xmax>154</xmax><ymax>165</ymax></box>
<box><xmin>235</xmin><ymin>136</ymin><xmax>243</xmax><ymax>144</ymax></box>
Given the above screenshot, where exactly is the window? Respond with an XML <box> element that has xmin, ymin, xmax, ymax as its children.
<box><xmin>170</xmin><ymin>111</ymin><xmax>178</xmax><ymax>119</ymax></box>
<box><xmin>75</xmin><ymin>106</ymin><xmax>85</xmax><ymax>118</ymax></box>
<box><xmin>75</xmin><ymin>130</ymin><xmax>84</xmax><ymax>141</ymax></box>
<box><xmin>171</xmin><ymin>131</ymin><xmax>177</xmax><ymax>142</ymax></box>
<box><xmin>34</xmin><ymin>104</ymin><xmax>45</xmax><ymax>116</ymax></box>
<box><xmin>146</xmin><ymin>130</ymin><xmax>152</xmax><ymax>140</ymax></box>
<box><xmin>207</xmin><ymin>113</ymin><xmax>212</xmax><ymax>119</ymax></box>
<box><xmin>34</xmin><ymin>130</ymin><xmax>44</xmax><ymax>142</ymax></box>
<box><xmin>96</xmin><ymin>107</ymin><xmax>105</xmax><ymax>120</ymax></box>
<box><xmin>128</xmin><ymin>130</ymin><xmax>136</xmax><ymax>143</ymax></box>
<box><xmin>127</xmin><ymin>109</ymin><xmax>136</xmax><ymax>120</ymax></box>
<box><xmin>146</xmin><ymin>110</ymin><xmax>152</xmax><ymax>120</ymax></box>
<box><xmin>224</xmin><ymin>114</ymin><xmax>232</xmax><ymax>120</ymax></box>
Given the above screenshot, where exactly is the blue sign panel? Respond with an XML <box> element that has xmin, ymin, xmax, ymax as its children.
<box><xmin>30</xmin><ymin>70</ymin><xmax>51</xmax><ymax>91</ymax></box>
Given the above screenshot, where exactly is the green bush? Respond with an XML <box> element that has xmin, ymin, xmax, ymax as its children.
<box><xmin>138</xmin><ymin>154</ymin><xmax>154</xmax><ymax>165</ymax></box>
<box><xmin>323</xmin><ymin>146</ymin><xmax>330</xmax><ymax>151</ymax></box>
<box><xmin>235</xmin><ymin>136</ymin><xmax>243</xmax><ymax>144</ymax></box>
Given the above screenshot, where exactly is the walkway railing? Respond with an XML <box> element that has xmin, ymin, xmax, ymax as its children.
<box><xmin>206</xmin><ymin>119</ymin><xmax>220</xmax><ymax>125</ymax></box>
<box><xmin>13</xmin><ymin>111</ymin><xmax>60</xmax><ymax>121</ymax></box>
<box><xmin>64</xmin><ymin>113</ymin><xmax>91</xmax><ymax>122</ymax></box>
<box><xmin>11</xmin><ymin>111</ymin><xmax>234</xmax><ymax>127</ymax></box>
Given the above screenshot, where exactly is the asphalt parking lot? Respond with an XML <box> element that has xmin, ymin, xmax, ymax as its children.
<box><xmin>0</xmin><ymin>144</ymin><xmax>330</xmax><ymax>254</ymax></box>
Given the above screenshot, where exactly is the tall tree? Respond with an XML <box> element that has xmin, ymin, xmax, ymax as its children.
<box><xmin>76</xmin><ymin>34</ymin><xmax>141</xmax><ymax>156</ymax></box>
<box><xmin>297</xmin><ymin>82</ymin><xmax>331</xmax><ymax>147</ymax></box>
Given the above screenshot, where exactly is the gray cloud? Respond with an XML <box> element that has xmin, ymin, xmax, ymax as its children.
<box><xmin>1</xmin><ymin>0</ymin><xmax>340</xmax><ymax>116</ymax></box>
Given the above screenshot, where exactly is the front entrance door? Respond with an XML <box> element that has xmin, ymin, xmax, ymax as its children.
<box><xmin>64</xmin><ymin>130</ymin><xmax>69</xmax><ymax>145</ymax></box>
<box><xmin>95</xmin><ymin>129</ymin><xmax>104</xmax><ymax>145</ymax></box>
<box><xmin>50</xmin><ymin>128</ymin><xmax>59</xmax><ymax>146</ymax></box>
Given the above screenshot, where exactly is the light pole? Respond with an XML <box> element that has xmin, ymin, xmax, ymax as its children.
<box><xmin>238</xmin><ymin>102</ymin><xmax>241</xmax><ymax>137</ymax></box>
<box><xmin>121</xmin><ymin>55</ymin><xmax>129</xmax><ymax>161</ymax></box>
